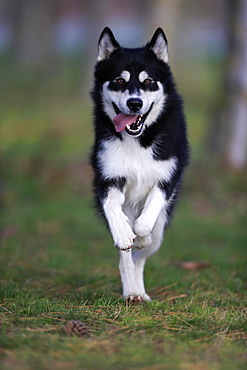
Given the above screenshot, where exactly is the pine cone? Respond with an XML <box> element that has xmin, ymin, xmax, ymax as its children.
<box><xmin>64</xmin><ymin>320</ymin><xmax>91</xmax><ymax>337</ymax></box>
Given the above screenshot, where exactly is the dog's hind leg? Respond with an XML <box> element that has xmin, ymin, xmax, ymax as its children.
<box><xmin>119</xmin><ymin>249</ymin><xmax>143</xmax><ymax>303</ymax></box>
<box><xmin>132</xmin><ymin>212</ymin><xmax>167</xmax><ymax>301</ymax></box>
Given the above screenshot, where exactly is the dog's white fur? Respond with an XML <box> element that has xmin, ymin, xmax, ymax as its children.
<box><xmin>100</xmin><ymin>135</ymin><xmax>177</xmax><ymax>301</ymax></box>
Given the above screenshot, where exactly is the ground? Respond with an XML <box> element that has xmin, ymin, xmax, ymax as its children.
<box><xmin>0</xmin><ymin>58</ymin><xmax>246</xmax><ymax>369</ymax></box>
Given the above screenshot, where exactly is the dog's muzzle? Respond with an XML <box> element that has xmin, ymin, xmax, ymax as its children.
<box><xmin>112</xmin><ymin>102</ymin><xmax>153</xmax><ymax>137</ymax></box>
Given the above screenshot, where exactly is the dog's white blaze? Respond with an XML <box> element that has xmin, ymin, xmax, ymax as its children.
<box><xmin>138</xmin><ymin>71</ymin><xmax>149</xmax><ymax>83</ymax></box>
<box><xmin>120</xmin><ymin>70</ymin><xmax>131</xmax><ymax>82</ymax></box>
<box><xmin>99</xmin><ymin>136</ymin><xmax>177</xmax><ymax>205</ymax></box>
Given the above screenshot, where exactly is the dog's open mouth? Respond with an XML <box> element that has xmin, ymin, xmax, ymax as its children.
<box><xmin>112</xmin><ymin>103</ymin><xmax>153</xmax><ymax>137</ymax></box>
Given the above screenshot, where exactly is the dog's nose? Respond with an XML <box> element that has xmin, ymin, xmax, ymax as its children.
<box><xmin>127</xmin><ymin>98</ymin><xmax>143</xmax><ymax>112</ymax></box>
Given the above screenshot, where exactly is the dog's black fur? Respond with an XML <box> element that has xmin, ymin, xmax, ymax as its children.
<box><xmin>90</xmin><ymin>27</ymin><xmax>189</xmax><ymax>302</ymax></box>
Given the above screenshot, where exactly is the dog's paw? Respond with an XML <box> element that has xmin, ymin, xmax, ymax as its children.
<box><xmin>134</xmin><ymin>216</ymin><xmax>152</xmax><ymax>239</ymax></box>
<box><xmin>141</xmin><ymin>292</ymin><xmax>152</xmax><ymax>302</ymax></box>
<box><xmin>125</xmin><ymin>293</ymin><xmax>152</xmax><ymax>304</ymax></box>
<box><xmin>114</xmin><ymin>227</ymin><xmax>136</xmax><ymax>251</ymax></box>
<box><xmin>125</xmin><ymin>295</ymin><xmax>143</xmax><ymax>305</ymax></box>
<box><xmin>134</xmin><ymin>234</ymin><xmax>152</xmax><ymax>249</ymax></box>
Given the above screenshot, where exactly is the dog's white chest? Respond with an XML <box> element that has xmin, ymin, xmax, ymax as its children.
<box><xmin>99</xmin><ymin>136</ymin><xmax>177</xmax><ymax>203</ymax></box>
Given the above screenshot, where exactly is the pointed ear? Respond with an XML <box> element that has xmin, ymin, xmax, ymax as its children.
<box><xmin>147</xmin><ymin>28</ymin><xmax>168</xmax><ymax>63</ymax></box>
<box><xmin>97</xmin><ymin>27</ymin><xmax>120</xmax><ymax>62</ymax></box>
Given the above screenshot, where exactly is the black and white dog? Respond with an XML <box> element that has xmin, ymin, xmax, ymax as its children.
<box><xmin>90</xmin><ymin>27</ymin><xmax>189</xmax><ymax>303</ymax></box>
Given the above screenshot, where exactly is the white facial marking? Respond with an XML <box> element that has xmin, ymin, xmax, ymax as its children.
<box><xmin>102</xmin><ymin>79</ymin><xmax>165</xmax><ymax>126</ymax></box>
<box><xmin>121</xmin><ymin>70</ymin><xmax>131</xmax><ymax>82</ymax></box>
<box><xmin>139</xmin><ymin>82</ymin><xmax>166</xmax><ymax>127</ymax></box>
<box><xmin>102</xmin><ymin>82</ymin><xmax>132</xmax><ymax>118</ymax></box>
<box><xmin>139</xmin><ymin>71</ymin><xmax>149</xmax><ymax>83</ymax></box>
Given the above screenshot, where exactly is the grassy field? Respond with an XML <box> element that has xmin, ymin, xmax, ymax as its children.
<box><xmin>0</xmin><ymin>58</ymin><xmax>247</xmax><ymax>369</ymax></box>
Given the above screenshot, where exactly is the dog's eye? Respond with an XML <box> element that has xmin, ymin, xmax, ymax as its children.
<box><xmin>143</xmin><ymin>78</ymin><xmax>152</xmax><ymax>85</ymax></box>
<box><xmin>115</xmin><ymin>78</ymin><xmax>125</xmax><ymax>85</ymax></box>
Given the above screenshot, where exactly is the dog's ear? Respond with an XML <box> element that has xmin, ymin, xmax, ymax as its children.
<box><xmin>147</xmin><ymin>28</ymin><xmax>168</xmax><ymax>63</ymax></box>
<box><xmin>97</xmin><ymin>27</ymin><xmax>120</xmax><ymax>62</ymax></box>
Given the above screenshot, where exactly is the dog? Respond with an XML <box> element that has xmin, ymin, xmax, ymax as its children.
<box><xmin>90</xmin><ymin>27</ymin><xmax>189</xmax><ymax>303</ymax></box>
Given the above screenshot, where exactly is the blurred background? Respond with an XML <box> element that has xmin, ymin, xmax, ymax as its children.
<box><xmin>0</xmin><ymin>0</ymin><xmax>246</xmax><ymax>268</ymax></box>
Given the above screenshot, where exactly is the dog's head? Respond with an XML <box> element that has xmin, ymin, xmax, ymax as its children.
<box><xmin>94</xmin><ymin>27</ymin><xmax>171</xmax><ymax>137</ymax></box>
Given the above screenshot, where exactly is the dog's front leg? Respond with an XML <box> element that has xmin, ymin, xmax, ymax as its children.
<box><xmin>134</xmin><ymin>186</ymin><xmax>166</xmax><ymax>244</ymax></box>
<box><xmin>103</xmin><ymin>187</ymin><xmax>136</xmax><ymax>251</ymax></box>
<box><xmin>103</xmin><ymin>187</ymin><xmax>141</xmax><ymax>301</ymax></box>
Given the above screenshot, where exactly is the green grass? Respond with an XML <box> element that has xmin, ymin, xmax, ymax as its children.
<box><xmin>0</xmin><ymin>58</ymin><xmax>247</xmax><ymax>369</ymax></box>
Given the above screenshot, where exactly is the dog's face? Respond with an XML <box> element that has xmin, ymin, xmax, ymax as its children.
<box><xmin>95</xmin><ymin>27</ymin><xmax>170</xmax><ymax>137</ymax></box>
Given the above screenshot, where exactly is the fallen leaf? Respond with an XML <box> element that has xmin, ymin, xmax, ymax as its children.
<box><xmin>177</xmin><ymin>261</ymin><xmax>211</xmax><ymax>270</ymax></box>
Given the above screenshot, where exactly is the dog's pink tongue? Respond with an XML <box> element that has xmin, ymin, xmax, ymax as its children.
<box><xmin>113</xmin><ymin>113</ymin><xmax>138</xmax><ymax>132</ymax></box>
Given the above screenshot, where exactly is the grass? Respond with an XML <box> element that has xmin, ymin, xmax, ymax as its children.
<box><xmin>0</xmin><ymin>57</ymin><xmax>247</xmax><ymax>369</ymax></box>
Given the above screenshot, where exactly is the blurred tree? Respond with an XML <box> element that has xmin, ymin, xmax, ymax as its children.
<box><xmin>226</xmin><ymin>0</ymin><xmax>247</xmax><ymax>170</ymax></box>
<box><xmin>5</xmin><ymin>0</ymin><xmax>54</xmax><ymax>70</ymax></box>
<box><xmin>208</xmin><ymin>0</ymin><xmax>247</xmax><ymax>170</ymax></box>
<box><xmin>149</xmin><ymin>0</ymin><xmax>181</xmax><ymax>61</ymax></box>
<box><xmin>85</xmin><ymin>0</ymin><xmax>107</xmax><ymax>99</ymax></box>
